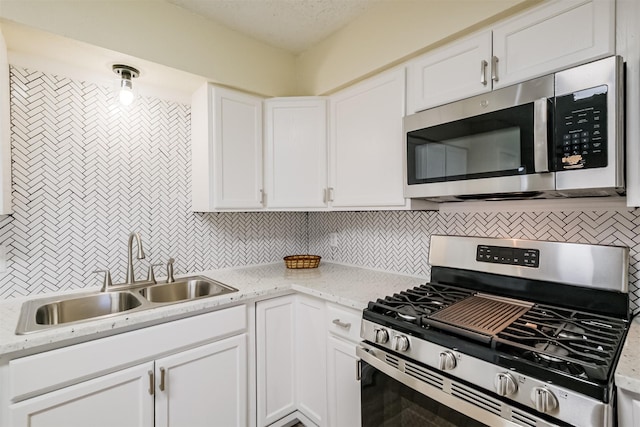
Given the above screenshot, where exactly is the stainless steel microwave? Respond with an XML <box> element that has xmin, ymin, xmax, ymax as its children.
<box><xmin>403</xmin><ymin>56</ymin><xmax>625</xmax><ymax>202</ymax></box>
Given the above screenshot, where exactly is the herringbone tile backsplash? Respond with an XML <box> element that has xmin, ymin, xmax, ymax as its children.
<box><xmin>309</xmin><ymin>210</ymin><xmax>640</xmax><ymax>313</ymax></box>
<box><xmin>0</xmin><ymin>66</ymin><xmax>307</xmax><ymax>299</ymax></box>
<box><xmin>3</xmin><ymin>65</ymin><xmax>640</xmax><ymax>314</ymax></box>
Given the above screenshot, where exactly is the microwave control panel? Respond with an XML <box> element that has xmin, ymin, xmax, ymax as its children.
<box><xmin>555</xmin><ymin>85</ymin><xmax>608</xmax><ymax>171</ymax></box>
<box><xmin>476</xmin><ymin>245</ymin><xmax>540</xmax><ymax>268</ymax></box>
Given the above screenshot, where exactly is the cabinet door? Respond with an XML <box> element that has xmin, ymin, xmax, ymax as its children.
<box><xmin>492</xmin><ymin>0</ymin><xmax>615</xmax><ymax>88</ymax></box>
<box><xmin>256</xmin><ymin>295</ymin><xmax>296</xmax><ymax>426</ymax></box>
<box><xmin>327</xmin><ymin>336</ymin><xmax>361</xmax><ymax>427</ymax></box>
<box><xmin>9</xmin><ymin>362</ymin><xmax>154</xmax><ymax>427</ymax></box>
<box><xmin>155</xmin><ymin>334</ymin><xmax>248</xmax><ymax>427</ymax></box>
<box><xmin>265</xmin><ymin>98</ymin><xmax>328</xmax><ymax>209</ymax></box>
<box><xmin>295</xmin><ymin>295</ymin><xmax>326</xmax><ymax>426</ymax></box>
<box><xmin>192</xmin><ymin>84</ymin><xmax>264</xmax><ymax>211</ymax></box>
<box><xmin>406</xmin><ymin>31</ymin><xmax>492</xmax><ymax>113</ymax></box>
<box><xmin>329</xmin><ymin>68</ymin><xmax>407</xmax><ymax>209</ymax></box>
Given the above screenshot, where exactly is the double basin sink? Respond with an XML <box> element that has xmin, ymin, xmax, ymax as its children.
<box><xmin>16</xmin><ymin>277</ymin><xmax>238</xmax><ymax>334</ymax></box>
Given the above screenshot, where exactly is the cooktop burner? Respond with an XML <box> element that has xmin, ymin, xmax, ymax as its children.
<box><xmin>365</xmin><ymin>281</ymin><xmax>628</xmax><ymax>385</ymax></box>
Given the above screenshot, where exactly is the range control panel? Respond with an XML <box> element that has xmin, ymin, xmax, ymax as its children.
<box><xmin>476</xmin><ymin>245</ymin><xmax>540</xmax><ymax>268</ymax></box>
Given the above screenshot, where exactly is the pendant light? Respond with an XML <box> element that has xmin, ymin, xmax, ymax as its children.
<box><xmin>112</xmin><ymin>64</ymin><xmax>140</xmax><ymax>106</ymax></box>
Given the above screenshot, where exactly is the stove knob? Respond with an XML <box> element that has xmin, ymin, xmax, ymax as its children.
<box><xmin>494</xmin><ymin>372</ymin><xmax>518</xmax><ymax>396</ymax></box>
<box><xmin>392</xmin><ymin>335</ymin><xmax>410</xmax><ymax>352</ymax></box>
<box><xmin>531</xmin><ymin>387</ymin><xmax>558</xmax><ymax>414</ymax></box>
<box><xmin>438</xmin><ymin>351</ymin><xmax>457</xmax><ymax>371</ymax></box>
<box><xmin>374</xmin><ymin>328</ymin><xmax>389</xmax><ymax>344</ymax></box>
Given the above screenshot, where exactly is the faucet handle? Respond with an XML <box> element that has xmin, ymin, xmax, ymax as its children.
<box><xmin>93</xmin><ymin>269</ymin><xmax>113</xmax><ymax>292</ymax></box>
<box><xmin>146</xmin><ymin>263</ymin><xmax>163</xmax><ymax>284</ymax></box>
<box><xmin>166</xmin><ymin>258</ymin><xmax>175</xmax><ymax>283</ymax></box>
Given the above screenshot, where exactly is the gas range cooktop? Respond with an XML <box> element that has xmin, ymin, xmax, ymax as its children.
<box><xmin>360</xmin><ymin>235</ymin><xmax>630</xmax><ymax>427</ymax></box>
<box><xmin>363</xmin><ymin>281</ymin><xmax>628</xmax><ymax>399</ymax></box>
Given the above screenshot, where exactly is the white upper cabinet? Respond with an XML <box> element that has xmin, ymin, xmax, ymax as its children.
<box><xmin>264</xmin><ymin>98</ymin><xmax>328</xmax><ymax>209</ymax></box>
<box><xmin>192</xmin><ymin>84</ymin><xmax>264</xmax><ymax>211</ymax></box>
<box><xmin>330</xmin><ymin>68</ymin><xmax>420</xmax><ymax>210</ymax></box>
<box><xmin>406</xmin><ymin>0</ymin><xmax>615</xmax><ymax>114</ymax></box>
<box><xmin>492</xmin><ymin>0</ymin><xmax>615</xmax><ymax>88</ymax></box>
<box><xmin>407</xmin><ymin>31</ymin><xmax>492</xmax><ymax>113</ymax></box>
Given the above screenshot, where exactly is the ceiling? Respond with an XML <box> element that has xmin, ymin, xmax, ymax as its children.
<box><xmin>166</xmin><ymin>0</ymin><xmax>383</xmax><ymax>54</ymax></box>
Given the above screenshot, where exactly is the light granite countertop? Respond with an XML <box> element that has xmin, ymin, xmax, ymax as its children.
<box><xmin>615</xmin><ymin>315</ymin><xmax>640</xmax><ymax>394</ymax></box>
<box><xmin>3</xmin><ymin>261</ymin><xmax>639</xmax><ymax>393</ymax></box>
<box><xmin>0</xmin><ymin>262</ymin><xmax>426</xmax><ymax>358</ymax></box>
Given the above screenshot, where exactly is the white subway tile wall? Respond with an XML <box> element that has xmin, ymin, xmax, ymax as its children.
<box><xmin>0</xmin><ymin>66</ymin><xmax>307</xmax><ymax>299</ymax></box>
<box><xmin>308</xmin><ymin>211</ymin><xmax>640</xmax><ymax>313</ymax></box>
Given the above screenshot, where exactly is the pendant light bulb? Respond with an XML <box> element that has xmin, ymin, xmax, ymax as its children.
<box><xmin>112</xmin><ymin>64</ymin><xmax>140</xmax><ymax>106</ymax></box>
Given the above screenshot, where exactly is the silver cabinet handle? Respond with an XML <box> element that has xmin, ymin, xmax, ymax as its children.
<box><xmin>328</xmin><ymin>187</ymin><xmax>335</xmax><ymax>202</ymax></box>
<box><xmin>356</xmin><ymin>359</ymin><xmax>362</xmax><ymax>381</ymax></box>
<box><xmin>148</xmin><ymin>370</ymin><xmax>154</xmax><ymax>395</ymax></box>
<box><xmin>159</xmin><ymin>367</ymin><xmax>166</xmax><ymax>392</ymax></box>
<box><xmin>332</xmin><ymin>319</ymin><xmax>351</xmax><ymax>329</ymax></box>
<box><xmin>260</xmin><ymin>189</ymin><xmax>266</xmax><ymax>206</ymax></box>
<box><xmin>480</xmin><ymin>60</ymin><xmax>488</xmax><ymax>86</ymax></box>
<box><xmin>491</xmin><ymin>56</ymin><xmax>499</xmax><ymax>82</ymax></box>
<box><xmin>323</xmin><ymin>188</ymin><xmax>328</xmax><ymax>204</ymax></box>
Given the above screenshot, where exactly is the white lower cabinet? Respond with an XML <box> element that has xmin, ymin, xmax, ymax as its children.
<box><xmin>256</xmin><ymin>296</ymin><xmax>361</xmax><ymax>427</ymax></box>
<box><xmin>256</xmin><ymin>295</ymin><xmax>297</xmax><ymax>426</ymax></box>
<box><xmin>155</xmin><ymin>334</ymin><xmax>247</xmax><ymax>427</ymax></box>
<box><xmin>9</xmin><ymin>362</ymin><xmax>154</xmax><ymax>427</ymax></box>
<box><xmin>4</xmin><ymin>306</ymin><xmax>249</xmax><ymax>427</ymax></box>
<box><xmin>326</xmin><ymin>336</ymin><xmax>361</xmax><ymax>427</ymax></box>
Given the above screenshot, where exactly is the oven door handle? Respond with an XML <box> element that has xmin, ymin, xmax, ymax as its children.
<box><xmin>533</xmin><ymin>97</ymin><xmax>550</xmax><ymax>173</ymax></box>
<box><xmin>356</xmin><ymin>344</ymin><xmax>405</xmax><ymax>385</ymax></box>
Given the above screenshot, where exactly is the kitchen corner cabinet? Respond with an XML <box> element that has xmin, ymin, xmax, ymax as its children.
<box><xmin>406</xmin><ymin>0</ymin><xmax>614</xmax><ymax>114</ymax></box>
<box><xmin>5</xmin><ymin>306</ymin><xmax>248</xmax><ymax>427</ymax></box>
<box><xmin>257</xmin><ymin>296</ymin><xmax>361</xmax><ymax>427</ymax></box>
<box><xmin>264</xmin><ymin>98</ymin><xmax>328</xmax><ymax>209</ymax></box>
<box><xmin>192</xmin><ymin>83</ymin><xmax>264</xmax><ymax>211</ymax></box>
<box><xmin>330</xmin><ymin>68</ymin><xmax>418</xmax><ymax>210</ymax></box>
<box><xmin>256</xmin><ymin>294</ymin><xmax>327</xmax><ymax>427</ymax></box>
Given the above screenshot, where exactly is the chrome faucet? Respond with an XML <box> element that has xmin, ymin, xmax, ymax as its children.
<box><xmin>126</xmin><ymin>232</ymin><xmax>146</xmax><ymax>284</ymax></box>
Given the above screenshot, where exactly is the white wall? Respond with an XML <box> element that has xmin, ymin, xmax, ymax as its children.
<box><xmin>0</xmin><ymin>0</ymin><xmax>297</xmax><ymax>97</ymax></box>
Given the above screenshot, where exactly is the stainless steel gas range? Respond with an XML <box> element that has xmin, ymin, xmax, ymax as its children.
<box><xmin>358</xmin><ymin>235</ymin><xmax>630</xmax><ymax>427</ymax></box>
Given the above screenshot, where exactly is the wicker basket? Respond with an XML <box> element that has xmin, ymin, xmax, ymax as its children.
<box><xmin>284</xmin><ymin>254</ymin><xmax>321</xmax><ymax>269</ymax></box>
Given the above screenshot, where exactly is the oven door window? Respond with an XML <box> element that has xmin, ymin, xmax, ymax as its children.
<box><xmin>407</xmin><ymin>103</ymin><xmax>535</xmax><ymax>185</ymax></box>
<box><xmin>361</xmin><ymin>361</ymin><xmax>488</xmax><ymax>427</ymax></box>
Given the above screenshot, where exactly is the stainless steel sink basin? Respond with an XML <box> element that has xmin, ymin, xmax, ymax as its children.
<box><xmin>138</xmin><ymin>278</ymin><xmax>237</xmax><ymax>303</ymax></box>
<box><xmin>16</xmin><ymin>276</ymin><xmax>238</xmax><ymax>334</ymax></box>
<box><xmin>35</xmin><ymin>292</ymin><xmax>143</xmax><ymax>325</ymax></box>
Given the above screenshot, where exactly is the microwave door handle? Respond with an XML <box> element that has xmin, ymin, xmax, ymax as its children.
<box><xmin>533</xmin><ymin>97</ymin><xmax>549</xmax><ymax>173</ymax></box>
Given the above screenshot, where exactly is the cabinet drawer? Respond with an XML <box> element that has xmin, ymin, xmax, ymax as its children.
<box><xmin>9</xmin><ymin>305</ymin><xmax>247</xmax><ymax>402</ymax></box>
<box><xmin>326</xmin><ymin>304</ymin><xmax>362</xmax><ymax>342</ymax></box>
